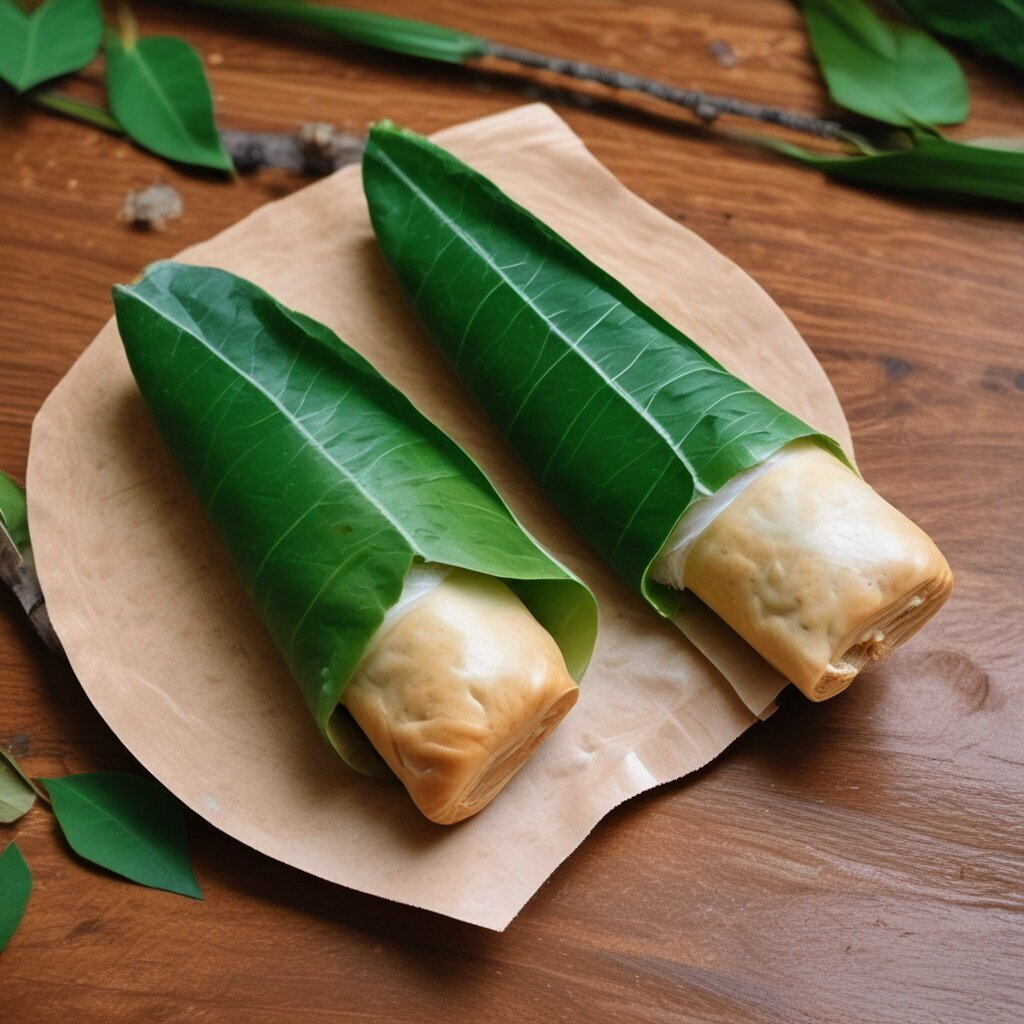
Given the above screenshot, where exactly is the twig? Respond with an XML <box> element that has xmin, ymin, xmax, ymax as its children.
<box><xmin>0</xmin><ymin>531</ymin><xmax>61</xmax><ymax>653</ymax></box>
<box><xmin>184</xmin><ymin>0</ymin><xmax>846</xmax><ymax>139</ymax></box>
<box><xmin>221</xmin><ymin>125</ymin><xmax>365</xmax><ymax>174</ymax></box>
<box><xmin>481</xmin><ymin>44</ymin><xmax>845</xmax><ymax>140</ymax></box>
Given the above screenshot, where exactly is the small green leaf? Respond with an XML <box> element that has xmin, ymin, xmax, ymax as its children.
<box><xmin>800</xmin><ymin>0</ymin><xmax>968</xmax><ymax>127</ymax></box>
<box><xmin>895</xmin><ymin>0</ymin><xmax>1024</xmax><ymax>74</ymax></box>
<box><xmin>769</xmin><ymin>132</ymin><xmax>1024</xmax><ymax>205</ymax></box>
<box><xmin>0</xmin><ymin>470</ymin><xmax>30</xmax><ymax>561</ymax></box>
<box><xmin>0</xmin><ymin>750</ymin><xmax>36</xmax><ymax>823</ymax></box>
<box><xmin>105</xmin><ymin>32</ymin><xmax>232</xmax><ymax>172</ymax></box>
<box><xmin>0</xmin><ymin>843</ymin><xmax>32</xmax><ymax>952</ymax></box>
<box><xmin>0</xmin><ymin>0</ymin><xmax>102</xmax><ymax>92</ymax></box>
<box><xmin>1</xmin><ymin>745</ymin><xmax>49</xmax><ymax>801</ymax></box>
<box><xmin>183</xmin><ymin>0</ymin><xmax>487</xmax><ymax>64</ymax></box>
<box><xmin>41</xmin><ymin>772</ymin><xmax>203</xmax><ymax>899</ymax></box>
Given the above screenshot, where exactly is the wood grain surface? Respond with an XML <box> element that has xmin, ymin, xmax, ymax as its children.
<box><xmin>1</xmin><ymin>2</ymin><xmax>1022</xmax><ymax>1021</ymax></box>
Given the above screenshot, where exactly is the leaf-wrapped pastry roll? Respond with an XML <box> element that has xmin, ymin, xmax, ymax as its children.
<box><xmin>113</xmin><ymin>263</ymin><xmax>596</xmax><ymax>823</ymax></box>
<box><xmin>650</xmin><ymin>442</ymin><xmax>952</xmax><ymax>699</ymax></box>
<box><xmin>363</xmin><ymin>123</ymin><xmax>952</xmax><ymax>701</ymax></box>
<box><xmin>343</xmin><ymin>565</ymin><xmax>579</xmax><ymax>823</ymax></box>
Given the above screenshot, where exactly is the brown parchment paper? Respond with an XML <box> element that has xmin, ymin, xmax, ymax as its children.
<box><xmin>27</xmin><ymin>105</ymin><xmax>852</xmax><ymax>930</ymax></box>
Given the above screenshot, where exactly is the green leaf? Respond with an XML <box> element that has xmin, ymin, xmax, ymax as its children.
<box><xmin>1</xmin><ymin>744</ymin><xmax>48</xmax><ymax>800</ymax></box>
<box><xmin>799</xmin><ymin>0</ymin><xmax>968</xmax><ymax>126</ymax></box>
<box><xmin>0</xmin><ymin>843</ymin><xmax>32</xmax><ymax>952</ymax></box>
<box><xmin>0</xmin><ymin>750</ymin><xmax>35</xmax><ymax>824</ymax></box>
<box><xmin>0</xmin><ymin>470</ymin><xmax>31</xmax><ymax>562</ymax></box>
<box><xmin>105</xmin><ymin>33</ymin><xmax>232</xmax><ymax>172</ymax></box>
<box><xmin>40</xmin><ymin>772</ymin><xmax>202</xmax><ymax>898</ymax></box>
<box><xmin>770</xmin><ymin>132</ymin><xmax>1024</xmax><ymax>205</ymax></box>
<box><xmin>0</xmin><ymin>0</ymin><xmax>102</xmax><ymax>93</ymax></box>
<box><xmin>362</xmin><ymin>123</ymin><xmax>848</xmax><ymax>617</ymax></box>
<box><xmin>895</xmin><ymin>0</ymin><xmax>1024</xmax><ymax>74</ymax></box>
<box><xmin>112</xmin><ymin>262</ymin><xmax>597</xmax><ymax>769</ymax></box>
<box><xmin>183</xmin><ymin>0</ymin><xmax>486</xmax><ymax>63</ymax></box>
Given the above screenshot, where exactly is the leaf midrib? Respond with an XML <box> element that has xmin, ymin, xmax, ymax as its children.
<box><xmin>129</xmin><ymin>41</ymin><xmax>205</xmax><ymax>157</ymax></box>
<box><xmin>17</xmin><ymin>1</ymin><xmax>42</xmax><ymax>90</ymax></box>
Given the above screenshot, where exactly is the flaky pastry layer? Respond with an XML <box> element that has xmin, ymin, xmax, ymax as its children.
<box><xmin>342</xmin><ymin>569</ymin><xmax>577</xmax><ymax>824</ymax></box>
<box><xmin>662</xmin><ymin>445</ymin><xmax>953</xmax><ymax>700</ymax></box>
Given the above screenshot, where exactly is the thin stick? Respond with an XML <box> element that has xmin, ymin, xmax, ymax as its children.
<box><xmin>0</xmin><ymin>531</ymin><xmax>61</xmax><ymax>653</ymax></box>
<box><xmin>482</xmin><ymin>44</ymin><xmax>845</xmax><ymax>140</ymax></box>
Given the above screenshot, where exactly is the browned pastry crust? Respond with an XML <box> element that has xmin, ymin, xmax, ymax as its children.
<box><xmin>342</xmin><ymin>570</ymin><xmax>578</xmax><ymax>824</ymax></box>
<box><xmin>679</xmin><ymin>446</ymin><xmax>953</xmax><ymax>700</ymax></box>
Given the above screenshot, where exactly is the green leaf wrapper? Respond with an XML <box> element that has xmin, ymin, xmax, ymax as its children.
<box><xmin>0</xmin><ymin>843</ymin><xmax>31</xmax><ymax>951</ymax></box>
<box><xmin>362</xmin><ymin>123</ymin><xmax>849</xmax><ymax>617</ymax></box>
<box><xmin>41</xmin><ymin>772</ymin><xmax>202</xmax><ymax>898</ymax></box>
<box><xmin>113</xmin><ymin>262</ymin><xmax>596</xmax><ymax>770</ymax></box>
<box><xmin>799</xmin><ymin>0</ymin><xmax>968</xmax><ymax>127</ymax></box>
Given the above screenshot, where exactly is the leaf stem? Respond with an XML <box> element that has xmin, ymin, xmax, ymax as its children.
<box><xmin>117</xmin><ymin>1</ymin><xmax>139</xmax><ymax>50</ymax></box>
<box><xmin>31</xmin><ymin>90</ymin><xmax>123</xmax><ymax>133</ymax></box>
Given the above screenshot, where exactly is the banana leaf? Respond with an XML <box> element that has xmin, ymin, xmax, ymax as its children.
<box><xmin>113</xmin><ymin>262</ymin><xmax>596</xmax><ymax>772</ymax></box>
<box><xmin>362</xmin><ymin>123</ymin><xmax>849</xmax><ymax>617</ymax></box>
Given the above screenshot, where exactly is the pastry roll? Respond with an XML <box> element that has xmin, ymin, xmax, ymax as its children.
<box><xmin>343</xmin><ymin>566</ymin><xmax>578</xmax><ymax>824</ymax></box>
<box><xmin>652</xmin><ymin>442</ymin><xmax>953</xmax><ymax>700</ymax></box>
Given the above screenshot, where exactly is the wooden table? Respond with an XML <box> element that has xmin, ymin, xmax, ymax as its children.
<box><xmin>2</xmin><ymin>2</ymin><xmax>1022</xmax><ymax>1020</ymax></box>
